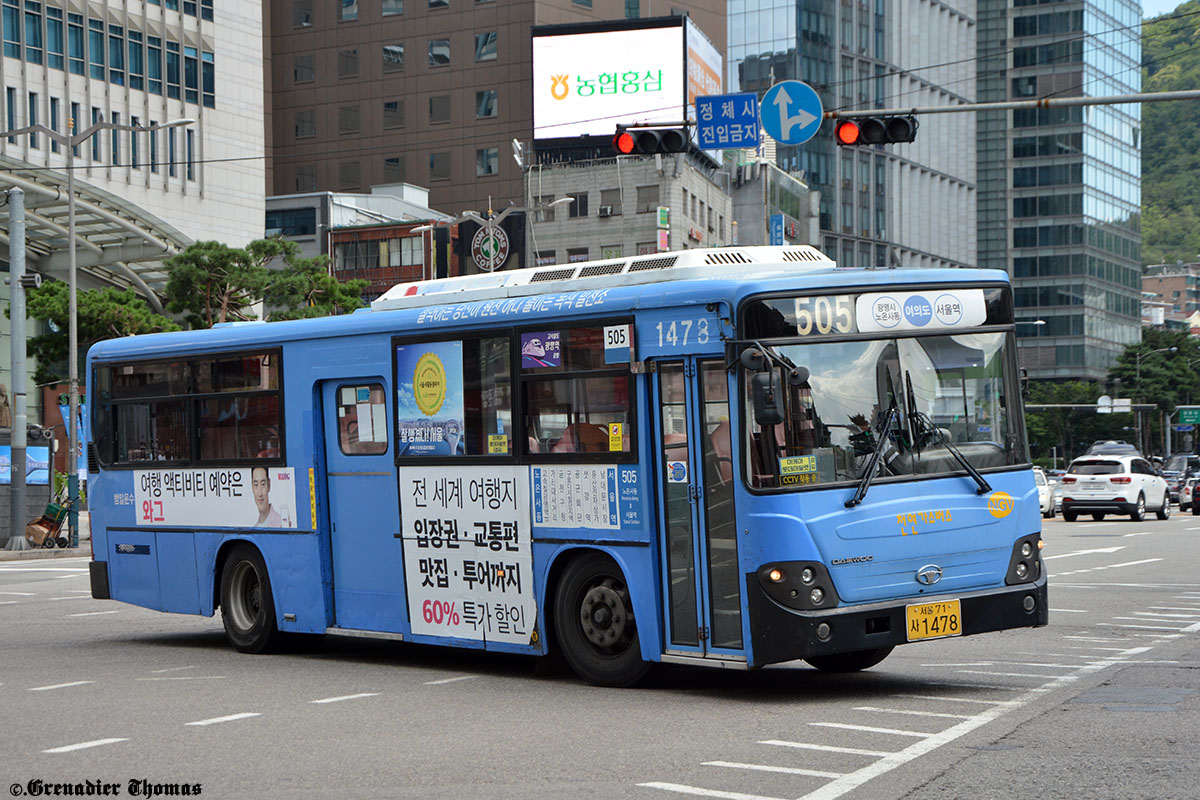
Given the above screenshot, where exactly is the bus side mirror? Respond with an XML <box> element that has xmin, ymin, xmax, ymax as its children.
<box><xmin>751</xmin><ymin>371</ymin><xmax>785</xmax><ymax>426</ymax></box>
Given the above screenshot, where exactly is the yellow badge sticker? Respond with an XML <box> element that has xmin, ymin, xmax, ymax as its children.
<box><xmin>779</xmin><ymin>456</ymin><xmax>817</xmax><ymax>475</ymax></box>
<box><xmin>609</xmin><ymin>423</ymin><xmax>623</xmax><ymax>451</ymax></box>
<box><xmin>308</xmin><ymin>467</ymin><xmax>317</xmax><ymax>530</ymax></box>
<box><xmin>412</xmin><ymin>352</ymin><xmax>447</xmax><ymax>416</ymax></box>
<box><xmin>988</xmin><ymin>491</ymin><xmax>1014</xmax><ymax>518</ymax></box>
<box><xmin>488</xmin><ymin>434</ymin><xmax>509</xmax><ymax>454</ymax></box>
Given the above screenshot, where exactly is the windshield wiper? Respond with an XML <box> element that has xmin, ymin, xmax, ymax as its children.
<box><xmin>845</xmin><ymin>401</ymin><xmax>899</xmax><ymax>508</ymax></box>
<box><xmin>909</xmin><ymin>406</ymin><xmax>993</xmax><ymax>495</ymax></box>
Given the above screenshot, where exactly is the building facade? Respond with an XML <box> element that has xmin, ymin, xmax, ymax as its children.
<box><xmin>1</xmin><ymin>0</ymin><xmax>266</xmax><ymax>247</ymax></box>
<box><xmin>1142</xmin><ymin>263</ymin><xmax>1200</xmax><ymax>326</ymax></box>
<box><xmin>524</xmin><ymin>152</ymin><xmax>734</xmax><ymax>264</ymax></box>
<box><xmin>977</xmin><ymin>0</ymin><xmax>1142</xmax><ymax>381</ymax></box>
<box><xmin>266</xmin><ymin>0</ymin><xmax>726</xmax><ymax>217</ymax></box>
<box><xmin>726</xmin><ymin>0</ymin><xmax>976</xmax><ymax>270</ymax></box>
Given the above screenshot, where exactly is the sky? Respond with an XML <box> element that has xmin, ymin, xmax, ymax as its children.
<box><xmin>1143</xmin><ymin>0</ymin><xmax>1185</xmax><ymax>18</ymax></box>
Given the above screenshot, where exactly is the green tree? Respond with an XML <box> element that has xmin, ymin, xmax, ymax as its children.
<box><xmin>20</xmin><ymin>281</ymin><xmax>180</xmax><ymax>384</ymax></box>
<box><xmin>261</xmin><ymin>251</ymin><xmax>368</xmax><ymax>321</ymax></box>
<box><xmin>163</xmin><ymin>238</ymin><xmax>294</xmax><ymax>328</ymax></box>
<box><xmin>1025</xmin><ymin>380</ymin><xmax>1130</xmax><ymax>464</ymax></box>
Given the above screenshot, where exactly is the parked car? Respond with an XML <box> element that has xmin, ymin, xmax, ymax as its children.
<box><xmin>1033</xmin><ymin>467</ymin><xmax>1055</xmax><ymax>519</ymax></box>
<box><xmin>1059</xmin><ymin>454</ymin><xmax>1171</xmax><ymax>522</ymax></box>
<box><xmin>1161</xmin><ymin>454</ymin><xmax>1200</xmax><ymax>503</ymax></box>
<box><xmin>1053</xmin><ymin>480</ymin><xmax>1064</xmax><ymax>514</ymax></box>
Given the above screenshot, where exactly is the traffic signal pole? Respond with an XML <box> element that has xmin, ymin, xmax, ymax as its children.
<box><xmin>825</xmin><ymin>89</ymin><xmax>1200</xmax><ymax>120</ymax></box>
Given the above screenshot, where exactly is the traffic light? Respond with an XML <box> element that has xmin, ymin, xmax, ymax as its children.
<box><xmin>612</xmin><ymin>126</ymin><xmax>689</xmax><ymax>155</ymax></box>
<box><xmin>835</xmin><ymin>115</ymin><xmax>918</xmax><ymax>146</ymax></box>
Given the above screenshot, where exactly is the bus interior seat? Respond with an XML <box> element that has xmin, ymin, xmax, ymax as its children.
<box><xmin>527</xmin><ymin>435</ymin><xmax>542</xmax><ymax>453</ymax></box>
<box><xmin>552</xmin><ymin>423</ymin><xmax>611</xmax><ymax>453</ymax></box>
<box><xmin>709</xmin><ymin>420</ymin><xmax>733</xmax><ymax>484</ymax></box>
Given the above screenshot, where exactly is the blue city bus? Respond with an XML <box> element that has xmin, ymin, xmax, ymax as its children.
<box><xmin>87</xmin><ymin>245</ymin><xmax>1047</xmax><ymax>686</ymax></box>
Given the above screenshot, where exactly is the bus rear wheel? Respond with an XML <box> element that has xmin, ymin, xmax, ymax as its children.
<box><xmin>805</xmin><ymin>646</ymin><xmax>894</xmax><ymax>673</ymax></box>
<box><xmin>554</xmin><ymin>552</ymin><xmax>650</xmax><ymax>687</ymax></box>
<box><xmin>220</xmin><ymin>544</ymin><xmax>283</xmax><ymax>654</ymax></box>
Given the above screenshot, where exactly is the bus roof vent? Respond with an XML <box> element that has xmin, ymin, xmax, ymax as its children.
<box><xmin>781</xmin><ymin>247</ymin><xmax>823</xmax><ymax>262</ymax></box>
<box><xmin>577</xmin><ymin>261</ymin><xmax>627</xmax><ymax>278</ymax></box>
<box><xmin>704</xmin><ymin>251</ymin><xmax>753</xmax><ymax>265</ymax></box>
<box><xmin>627</xmin><ymin>256</ymin><xmax>677</xmax><ymax>272</ymax></box>
<box><xmin>529</xmin><ymin>267</ymin><xmax>577</xmax><ymax>282</ymax></box>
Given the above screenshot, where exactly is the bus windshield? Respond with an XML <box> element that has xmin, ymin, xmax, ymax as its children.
<box><xmin>743</xmin><ymin>332</ymin><xmax>1026</xmax><ymax>489</ymax></box>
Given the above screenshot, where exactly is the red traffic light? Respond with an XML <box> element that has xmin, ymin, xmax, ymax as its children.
<box><xmin>835</xmin><ymin>115</ymin><xmax>918</xmax><ymax>146</ymax></box>
<box><xmin>613</xmin><ymin>130</ymin><xmax>636</xmax><ymax>155</ymax></box>
<box><xmin>612</xmin><ymin>126</ymin><xmax>689</xmax><ymax>155</ymax></box>
<box><xmin>836</xmin><ymin>120</ymin><xmax>861</xmax><ymax>145</ymax></box>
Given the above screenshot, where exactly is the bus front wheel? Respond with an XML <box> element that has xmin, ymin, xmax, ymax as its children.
<box><xmin>220</xmin><ymin>544</ymin><xmax>283</xmax><ymax>654</ymax></box>
<box><xmin>553</xmin><ymin>552</ymin><xmax>650</xmax><ymax>687</ymax></box>
<box><xmin>805</xmin><ymin>646</ymin><xmax>894</xmax><ymax>673</ymax></box>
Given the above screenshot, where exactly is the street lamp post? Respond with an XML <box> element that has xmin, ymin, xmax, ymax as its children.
<box><xmin>1134</xmin><ymin>346</ymin><xmax>1177</xmax><ymax>456</ymax></box>
<box><xmin>2</xmin><ymin>116</ymin><xmax>193</xmax><ymax>546</ymax></box>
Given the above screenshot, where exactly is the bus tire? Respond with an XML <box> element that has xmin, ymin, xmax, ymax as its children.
<box><xmin>219</xmin><ymin>544</ymin><xmax>283</xmax><ymax>654</ymax></box>
<box><xmin>553</xmin><ymin>552</ymin><xmax>650</xmax><ymax>687</ymax></box>
<box><xmin>805</xmin><ymin>646</ymin><xmax>894</xmax><ymax>673</ymax></box>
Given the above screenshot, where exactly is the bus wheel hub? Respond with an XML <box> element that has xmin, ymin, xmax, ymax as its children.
<box><xmin>580</xmin><ymin>582</ymin><xmax>626</xmax><ymax>648</ymax></box>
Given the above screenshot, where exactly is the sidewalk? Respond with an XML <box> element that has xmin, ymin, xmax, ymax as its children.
<box><xmin>0</xmin><ymin>511</ymin><xmax>90</xmax><ymax>561</ymax></box>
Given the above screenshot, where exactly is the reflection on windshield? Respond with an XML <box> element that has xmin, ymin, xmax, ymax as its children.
<box><xmin>744</xmin><ymin>332</ymin><xmax>1024</xmax><ymax>489</ymax></box>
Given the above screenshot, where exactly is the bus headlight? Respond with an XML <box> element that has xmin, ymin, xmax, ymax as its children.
<box><xmin>756</xmin><ymin>562</ymin><xmax>841</xmax><ymax>611</ymax></box>
<box><xmin>1005</xmin><ymin>534</ymin><xmax>1042</xmax><ymax>585</ymax></box>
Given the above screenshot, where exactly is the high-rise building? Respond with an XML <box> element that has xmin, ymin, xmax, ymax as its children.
<box><xmin>726</xmin><ymin>0</ymin><xmax>976</xmax><ymax>271</ymax></box>
<box><xmin>0</xmin><ymin>0</ymin><xmax>266</xmax><ymax>247</ymax></box>
<box><xmin>978</xmin><ymin>0</ymin><xmax>1142</xmax><ymax>381</ymax></box>
<box><xmin>266</xmin><ymin>0</ymin><xmax>726</xmax><ymax>217</ymax></box>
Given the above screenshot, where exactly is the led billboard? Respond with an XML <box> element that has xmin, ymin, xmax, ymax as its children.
<box><xmin>534</xmin><ymin>18</ymin><xmax>712</xmax><ymax>143</ymax></box>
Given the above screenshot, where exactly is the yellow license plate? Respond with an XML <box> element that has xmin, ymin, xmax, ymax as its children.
<box><xmin>905</xmin><ymin>599</ymin><xmax>962</xmax><ymax>642</ymax></box>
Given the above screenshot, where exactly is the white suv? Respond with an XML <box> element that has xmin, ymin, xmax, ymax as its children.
<box><xmin>1060</xmin><ymin>455</ymin><xmax>1170</xmax><ymax>522</ymax></box>
<box><xmin>1033</xmin><ymin>467</ymin><xmax>1055</xmax><ymax>519</ymax></box>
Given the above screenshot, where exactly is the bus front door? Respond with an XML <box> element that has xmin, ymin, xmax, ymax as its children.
<box><xmin>320</xmin><ymin>380</ymin><xmax>406</xmax><ymax>634</ymax></box>
<box><xmin>654</xmin><ymin>359</ymin><xmax>745</xmax><ymax>660</ymax></box>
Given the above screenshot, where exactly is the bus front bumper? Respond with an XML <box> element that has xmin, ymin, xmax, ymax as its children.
<box><xmin>745</xmin><ymin>574</ymin><xmax>1048</xmax><ymax>667</ymax></box>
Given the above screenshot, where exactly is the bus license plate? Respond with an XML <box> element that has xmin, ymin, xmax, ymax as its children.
<box><xmin>905</xmin><ymin>599</ymin><xmax>962</xmax><ymax>642</ymax></box>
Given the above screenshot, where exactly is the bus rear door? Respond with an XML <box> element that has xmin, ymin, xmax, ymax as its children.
<box><xmin>654</xmin><ymin>358</ymin><xmax>745</xmax><ymax>662</ymax></box>
<box><xmin>320</xmin><ymin>379</ymin><xmax>406</xmax><ymax>633</ymax></box>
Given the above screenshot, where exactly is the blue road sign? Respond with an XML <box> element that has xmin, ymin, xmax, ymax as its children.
<box><xmin>769</xmin><ymin>214</ymin><xmax>784</xmax><ymax>245</ymax></box>
<box><xmin>1176</xmin><ymin>424</ymin><xmax>1195</xmax><ymax>432</ymax></box>
<box><xmin>696</xmin><ymin>93</ymin><xmax>760</xmax><ymax>149</ymax></box>
<box><xmin>760</xmin><ymin>81</ymin><xmax>823</xmax><ymax>146</ymax></box>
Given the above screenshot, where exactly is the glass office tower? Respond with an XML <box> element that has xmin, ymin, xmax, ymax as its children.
<box><xmin>727</xmin><ymin>0</ymin><xmax>977</xmax><ymax>271</ymax></box>
<box><xmin>978</xmin><ymin>0</ymin><xmax>1142</xmax><ymax>381</ymax></box>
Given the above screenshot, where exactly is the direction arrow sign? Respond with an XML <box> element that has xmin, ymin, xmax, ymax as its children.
<box><xmin>760</xmin><ymin>80</ymin><xmax>823</xmax><ymax>146</ymax></box>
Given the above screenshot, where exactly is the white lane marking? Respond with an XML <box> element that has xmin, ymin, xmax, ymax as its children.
<box><xmin>0</xmin><ymin>567</ymin><xmax>88</xmax><ymax>572</ymax></box>
<box><xmin>65</xmin><ymin>589</ymin><xmax>92</xmax><ymax>594</ymax></box>
<box><xmin>311</xmin><ymin>692</ymin><xmax>380</xmax><ymax>704</ymax></box>
<box><xmin>704</xmin><ymin>761</ymin><xmax>843</xmax><ymax>780</ymax></box>
<box><xmin>1150</xmin><ymin>606</ymin><xmax>1200</xmax><ymax>611</ymax></box>
<box><xmin>151</xmin><ymin>666</ymin><xmax>196</xmax><ymax>674</ymax></box>
<box><xmin>0</xmin><ymin>600</ymin><xmax>17</xmax><ymax>605</ymax></box>
<box><xmin>1185</xmin><ymin>527</ymin><xmax>1200</xmax><ymax>531</ymax></box>
<box><xmin>43</xmin><ymin>738</ymin><xmax>129</xmax><ymax>754</ymax></box>
<box><xmin>1183</xmin><ymin>621</ymin><xmax>1200</xmax><ymax>633</ymax></box>
<box><xmin>186</xmin><ymin>712</ymin><xmax>261</xmax><ymax>726</ymax></box>
<box><xmin>759</xmin><ymin>740</ymin><xmax>892</xmax><ymax>757</ymax></box>
<box><xmin>1098</xmin><ymin>623</ymin><xmax>1187</xmax><ymax>631</ymax></box>
<box><xmin>29</xmin><ymin>681</ymin><xmax>95</xmax><ymax>691</ymax></box>
<box><xmin>68</xmin><ymin>610</ymin><xmax>119</xmax><ymax>617</ymax></box>
<box><xmin>136</xmin><ymin>676</ymin><xmax>226</xmax><ymax>681</ymax></box>
<box><xmin>955</xmin><ymin>670</ymin><xmax>1067</xmax><ymax>680</ymax></box>
<box><xmin>424</xmin><ymin>675</ymin><xmax>479</xmax><ymax>686</ymax></box>
<box><xmin>1132</xmin><ymin>611</ymin><xmax>1200</xmax><ymax>619</ymax></box>
<box><xmin>1052</xmin><ymin>558</ymin><xmax>1164</xmax><ymax>577</ymax></box>
<box><xmin>851</xmin><ymin>706</ymin><xmax>972</xmax><ymax>721</ymax></box>
<box><xmin>0</xmin><ymin>591</ymin><xmax>35</xmax><ymax>596</ymax></box>
<box><xmin>807</xmin><ymin>722</ymin><xmax>932</xmax><ymax>738</ymax></box>
<box><xmin>1062</xmin><ymin>636</ymin><xmax>1122</xmax><ymax>642</ymax></box>
<box><xmin>48</xmin><ymin>596</ymin><xmax>91</xmax><ymax>601</ymax></box>
<box><xmin>889</xmin><ymin>695</ymin><xmax>1019</xmax><ymax>707</ymax></box>
<box><xmin>638</xmin><ymin>783</ymin><xmax>786</xmax><ymax>800</ymax></box>
<box><xmin>1123</xmin><ymin>532</ymin><xmax>1154</xmax><ymax>538</ymax></box>
<box><xmin>1043</xmin><ymin>546</ymin><xmax>1124</xmax><ymax>561</ymax></box>
<box><xmin>1052</xmin><ymin>608</ymin><xmax>1089</xmax><ymax>613</ymax></box>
